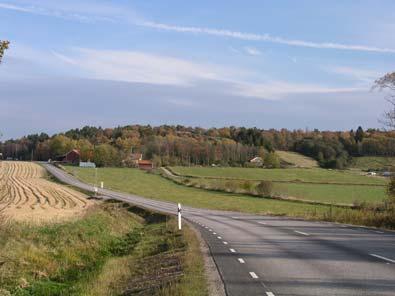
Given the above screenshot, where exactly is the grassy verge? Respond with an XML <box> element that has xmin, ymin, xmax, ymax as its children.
<box><xmin>63</xmin><ymin>166</ymin><xmax>395</xmax><ymax>229</ymax></box>
<box><xmin>0</xmin><ymin>201</ymin><xmax>207</xmax><ymax>296</ymax></box>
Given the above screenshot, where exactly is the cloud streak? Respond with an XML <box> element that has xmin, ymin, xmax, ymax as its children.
<box><xmin>140</xmin><ymin>21</ymin><xmax>395</xmax><ymax>54</ymax></box>
<box><xmin>2</xmin><ymin>2</ymin><xmax>395</xmax><ymax>54</ymax></box>
<box><xmin>48</xmin><ymin>48</ymin><xmax>364</xmax><ymax>100</ymax></box>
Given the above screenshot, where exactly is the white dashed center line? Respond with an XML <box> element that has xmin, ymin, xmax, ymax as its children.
<box><xmin>374</xmin><ymin>231</ymin><xmax>384</xmax><ymax>234</ymax></box>
<box><xmin>238</xmin><ymin>258</ymin><xmax>245</xmax><ymax>264</ymax></box>
<box><xmin>258</xmin><ymin>222</ymin><xmax>267</xmax><ymax>225</ymax></box>
<box><xmin>217</xmin><ymin>236</ymin><xmax>222</xmax><ymax>239</ymax></box>
<box><xmin>213</xmin><ymin>232</ymin><xmax>217</xmax><ymax>235</ymax></box>
<box><xmin>223</xmin><ymin>241</ymin><xmax>228</xmax><ymax>245</ymax></box>
<box><xmin>370</xmin><ymin>253</ymin><xmax>395</xmax><ymax>263</ymax></box>
<box><xmin>266</xmin><ymin>292</ymin><xmax>275</xmax><ymax>296</ymax></box>
<box><xmin>294</xmin><ymin>230</ymin><xmax>310</xmax><ymax>236</ymax></box>
<box><xmin>230</xmin><ymin>248</ymin><xmax>236</xmax><ymax>253</ymax></box>
<box><xmin>249</xmin><ymin>272</ymin><xmax>259</xmax><ymax>279</ymax></box>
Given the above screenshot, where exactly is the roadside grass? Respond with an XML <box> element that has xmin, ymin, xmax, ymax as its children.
<box><xmin>276</xmin><ymin>151</ymin><xmax>318</xmax><ymax>168</ymax></box>
<box><xmin>62</xmin><ymin>167</ymin><xmax>395</xmax><ymax>230</ymax></box>
<box><xmin>169</xmin><ymin>166</ymin><xmax>387</xmax><ymax>185</ymax></box>
<box><xmin>350</xmin><ymin>156</ymin><xmax>395</xmax><ymax>171</ymax></box>
<box><xmin>0</xmin><ymin>201</ymin><xmax>207</xmax><ymax>296</ymax></box>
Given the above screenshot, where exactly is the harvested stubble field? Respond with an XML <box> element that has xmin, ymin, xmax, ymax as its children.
<box><xmin>0</xmin><ymin>161</ymin><xmax>92</xmax><ymax>222</ymax></box>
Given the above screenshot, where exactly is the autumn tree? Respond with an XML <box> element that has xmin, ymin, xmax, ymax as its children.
<box><xmin>374</xmin><ymin>72</ymin><xmax>395</xmax><ymax>129</ymax></box>
<box><xmin>0</xmin><ymin>40</ymin><xmax>9</xmax><ymax>64</ymax></box>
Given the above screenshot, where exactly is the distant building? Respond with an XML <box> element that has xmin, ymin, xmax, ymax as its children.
<box><xmin>56</xmin><ymin>149</ymin><xmax>81</xmax><ymax>164</ymax></box>
<box><xmin>131</xmin><ymin>153</ymin><xmax>143</xmax><ymax>164</ymax></box>
<box><xmin>250</xmin><ymin>156</ymin><xmax>263</xmax><ymax>165</ymax></box>
<box><xmin>79</xmin><ymin>161</ymin><xmax>96</xmax><ymax>168</ymax></box>
<box><xmin>138</xmin><ymin>160</ymin><xmax>153</xmax><ymax>170</ymax></box>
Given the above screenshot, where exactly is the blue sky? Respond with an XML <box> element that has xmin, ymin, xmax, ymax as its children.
<box><xmin>0</xmin><ymin>0</ymin><xmax>394</xmax><ymax>139</ymax></box>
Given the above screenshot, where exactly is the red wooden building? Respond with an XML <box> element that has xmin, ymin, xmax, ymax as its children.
<box><xmin>56</xmin><ymin>149</ymin><xmax>81</xmax><ymax>164</ymax></box>
<box><xmin>137</xmin><ymin>160</ymin><xmax>153</xmax><ymax>170</ymax></box>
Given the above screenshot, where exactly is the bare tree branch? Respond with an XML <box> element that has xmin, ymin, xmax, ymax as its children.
<box><xmin>374</xmin><ymin>72</ymin><xmax>395</xmax><ymax>129</ymax></box>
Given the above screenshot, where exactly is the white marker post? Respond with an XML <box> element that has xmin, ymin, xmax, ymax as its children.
<box><xmin>178</xmin><ymin>203</ymin><xmax>182</xmax><ymax>230</ymax></box>
<box><xmin>100</xmin><ymin>181</ymin><xmax>104</xmax><ymax>189</ymax></box>
<box><xmin>94</xmin><ymin>186</ymin><xmax>98</xmax><ymax>197</ymax></box>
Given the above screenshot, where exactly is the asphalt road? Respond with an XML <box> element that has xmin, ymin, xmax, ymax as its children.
<box><xmin>44</xmin><ymin>164</ymin><xmax>395</xmax><ymax>296</ymax></box>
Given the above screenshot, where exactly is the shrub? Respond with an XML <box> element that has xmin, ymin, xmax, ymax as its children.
<box><xmin>264</xmin><ymin>152</ymin><xmax>280</xmax><ymax>168</ymax></box>
<box><xmin>256</xmin><ymin>181</ymin><xmax>273</xmax><ymax>197</ymax></box>
<box><xmin>387</xmin><ymin>176</ymin><xmax>395</xmax><ymax>206</ymax></box>
<box><xmin>225</xmin><ymin>180</ymin><xmax>239</xmax><ymax>192</ymax></box>
<box><xmin>241</xmin><ymin>180</ymin><xmax>254</xmax><ymax>193</ymax></box>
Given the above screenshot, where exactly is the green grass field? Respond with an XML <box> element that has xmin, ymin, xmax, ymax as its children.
<box><xmin>351</xmin><ymin>156</ymin><xmax>395</xmax><ymax>171</ymax></box>
<box><xmin>276</xmin><ymin>151</ymin><xmax>318</xmax><ymax>168</ymax></box>
<box><xmin>62</xmin><ymin>166</ymin><xmax>395</xmax><ymax>229</ymax></box>
<box><xmin>64</xmin><ymin>166</ymin><xmax>335</xmax><ymax>216</ymax></box>
<box><xmin>170</xmin><ymin>166</ymin><xmax>387</xmax><ymax>185</ymax></box>
<box><xmin>190</xmin><ymin>178</ymin><xmax>386</xmax><ymax>205</ymax></box>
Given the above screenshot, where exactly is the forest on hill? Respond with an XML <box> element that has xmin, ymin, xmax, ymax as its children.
<box><xmin>1</xmin><ymin>125</ymin><xmax>395</xmax><ymax>168</ymax></box>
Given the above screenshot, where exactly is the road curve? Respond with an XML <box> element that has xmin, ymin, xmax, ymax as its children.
<box><xmin>43</xmin><ymin>164</ymin><xmax>395</xmax><ymax>296</ymax></box>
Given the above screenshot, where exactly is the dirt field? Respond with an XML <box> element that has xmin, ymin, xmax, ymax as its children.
<box><xmin>0</xmin><ymin>161</ymin><xmax>93</xmax><ymax>222</ymax></box>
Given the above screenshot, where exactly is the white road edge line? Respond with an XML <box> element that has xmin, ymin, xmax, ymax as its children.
<box><xmin>266</xmin><ymin>292</ymin><xmax>275</xmax><ymax>296</ymax></box>
<box><xmin>370</xmin><ymin>253</ymin><xmax>395</xmax><ymax>263</ymax></box>
<box><xmin>294</xmin><ymin>230</ymin><xmax>310</xmax><ymax>236</ymax></box>
<box><xmin>238</xmin><ymin>258</ymin><xmax>245</xmax><ymax>264</ymax></box>
<box><xmin>230</xmin><ymin>248</ymin><xmax>236</xmax><ymax>253</ymax></box>
<box><xmin>249</xmin><ymin>272</ymin><xmax>258</xmax><ymax>279</ymax></box>
<box><xmin>374</xmin><ymin>231</ymin><xmax>384</xmax><ymax>234</ymax></box>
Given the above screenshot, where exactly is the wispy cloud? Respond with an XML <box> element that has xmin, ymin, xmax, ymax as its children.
<box><xmin>244</xmin><ymin>46</ymin><xmax>262</xmax><ymax>56</ymax></box>
<box><xmin>0</xmin><ymin>1</ymin><xmax>117</xmax><ymax>23</ymax></box>
<box><xmin>328</xmin><ymin>66</ymin><xmax>381</xmax><ymax>83</ymax></box>
<box><xmin>48</xmin><ymin>48</ymin><xmax>364</xmax><ymax>99</ymax></box>
<box><xmin>3</xmin><ymin>1</ymin><xmax>395</xmax><ymax>54</ymax></box>
<box><xmin>140</xmin><ymin>21</ymin><xmax>395</xmax><ymax>54</ymax></box>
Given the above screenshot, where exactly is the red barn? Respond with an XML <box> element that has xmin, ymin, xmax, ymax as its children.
<box><xmin>138</xmin><ymin>160</ymin><xmax>153</xmax><ymax>170</ymax></box>
<box><xmin>56</xmin><ymin>149</ymin><xmax>81</xmax><ymax>164</ymax></box>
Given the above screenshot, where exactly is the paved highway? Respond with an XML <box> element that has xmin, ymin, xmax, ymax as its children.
<box><xmin>44</xmin><ymin>164</ymin><xmax>395</xmax><ymax>296</ymax></box>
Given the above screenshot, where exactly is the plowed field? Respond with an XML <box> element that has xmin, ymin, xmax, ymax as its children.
<box><xmin>0</xmin><ymin>161</ymin><xmax>92</xmax><ymax>222</ymax></box>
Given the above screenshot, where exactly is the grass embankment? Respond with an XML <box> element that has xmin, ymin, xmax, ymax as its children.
<box><xmin>64</xmin><ymin>167</ymin><xmax>395</xmax><ymax>229</ymax></box>
<box><xmin>276</xmin><ymin>151</ymin><xmax>318</xmax><ymax>168</ymax></box>
<box><xmin>0</xmin><ymin>202</ymin><xmax>207</xmax><ymax>296</ymax></box>
<box><xmin>351</xmin><ymin>156</ymin><xmax>395</xmax><ymax>171</ymax></box>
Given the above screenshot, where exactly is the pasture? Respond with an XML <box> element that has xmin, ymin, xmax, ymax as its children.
<box><xmin>170</xmin><ymin>166</ymin><xmax>387</xmax><ymax>185</ymax></box>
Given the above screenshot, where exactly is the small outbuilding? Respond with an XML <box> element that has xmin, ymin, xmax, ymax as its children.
<box><xmin>79</xmin><ymin>161</ymin><xmax>96</xmax><ymax>168</ymax></box>
<box><xmin>250</xmin><ymin>156</ymin><xmax>263</xmax><ymax>165</ymax></box>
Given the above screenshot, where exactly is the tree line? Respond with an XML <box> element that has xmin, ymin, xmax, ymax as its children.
<box><xmin>1</xmin><ymin>125</ymin><xmax>394</xmax><ymax>168</ymax></box>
